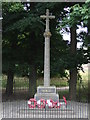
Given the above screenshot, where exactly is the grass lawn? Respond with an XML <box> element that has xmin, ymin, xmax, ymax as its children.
<box><xmin>2</xmin><ymin>65</ymin><xmax>88</xmax><ymax>102</ymax></box>
<box><xmin>58</xmin><ymin>87</ymin><xmax>88</xmax><ymax>102</ymax></box>
<box><xmin>2</xmin><ymin>69</ymin><xmax>88</xmax><ymax>88</ymax></box>
<box><xmin>2</xmin><ymin>75</ymin><xmax>69</xmax><ymax>88</ymax></box>
<box><xmin>37</xmin><ymin>77</ymin><xmax>68</xmax><ymax>87</ymax></box>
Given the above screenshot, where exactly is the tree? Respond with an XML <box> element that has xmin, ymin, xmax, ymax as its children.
<box><xmin>60</xmin><ymin>0</ymin><xmax>90</xmax><ymax>100</ymax></box>
<box><xmin>69</xmin><ymin>26</ymin><xmax>77</xmax><ymax>100</ymax></box>
<box><xmin>3</xmin><ymin>3</ymin><xmax>68</xmax><ymax>97</ymax></box>
<box><xmin>3</xmin><ymin>2</ymin><xmax>88</xmax><ymax>99</ymax></box>
<box><xmin>2</xmin><ymin>2</ymin><xmax>26</xmax><ymax>95</ymax></box>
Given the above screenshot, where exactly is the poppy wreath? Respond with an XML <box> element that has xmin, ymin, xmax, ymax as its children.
<box><xmin>37</xmin><ymin>99</ymin><xmax>46</xmax><ymax>108</ymax></box>
<box><xmin>56</xmin><ymin>101</ymin><xmax>61</xmax><ymax>108</ymax></box>
<box><xmin>46</xmin><ymin>99</ymin><xmax>57</xmax><ymax>108</ymax></box>
<box><xmin>28</xmin><ymin>96</ymin><xmax>67</xmax><ymax>108</ymax></box>
<box><xmin>63</xmin><ymin>96</ymin><xmax>67</xmax><ymax>105</ymax></box>
<box><xmin>53</xmin><ymin>101</ymin><xmax>60</xmax><ymax>108</ymax></box>
<box><xmin>28</xmin><ymin>98</ymin><xmax>37</xmax><ymax>108</ymax></box>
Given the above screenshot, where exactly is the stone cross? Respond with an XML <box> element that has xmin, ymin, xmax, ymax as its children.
<box><xmin>40</xmin><ymin>9</ymin><xmax>55</xmax><ymax>87</ymax></box>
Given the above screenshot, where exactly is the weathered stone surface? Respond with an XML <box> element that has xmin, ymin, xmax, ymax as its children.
<box><xmin>34</xmin><ymin>93</ymin><xmax>59</xmax><ymax>101</ymax></box>
<box><xmin>37</xmin><ymin>86</ymin><xmax>56</xmax><ymax>93</ymax></box>
<box><xmin>34</xmin><ymin>9</ymin><xmax>59</xmax><ymax>101</ymax></box>
<box><xmin>34</xmin><ymin>86</ymin><xmax>59</xmax><ymax>101</ymax></box>
<box><xmin>40</xmin><ymin>9</ymin><xmax>55</xmax><ymax>87</ymax></box>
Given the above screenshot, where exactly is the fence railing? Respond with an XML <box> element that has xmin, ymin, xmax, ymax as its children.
<box><xmin>2</xmin><ymin>100</ymin><xmax>88</xmax><ymax>119</ymax></box>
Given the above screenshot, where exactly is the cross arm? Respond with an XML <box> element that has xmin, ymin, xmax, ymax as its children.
<box><xmin>49</xmin><ymin>16</ymin><xmax>55</xmax><ymax>19</ymax></box>
<box><xmin>40</xmin><ymin>15</ymin><xmax>55</xmax><ymax>19</ymax></box>
<box><xmin>40</xmin><ymin>15</ymin><xmax>46</xmax><ymax>19</ymax></box>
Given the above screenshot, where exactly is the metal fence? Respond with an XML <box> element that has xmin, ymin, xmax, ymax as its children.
<box><xmin>2</xmin><ymin>76</ymin><xmax>89</xmax><ymax>119</ymax></box>
<box><xmin>2</xmin><ymin>100</ymin><xmax>89</xmax><ymax>118</ymax></box>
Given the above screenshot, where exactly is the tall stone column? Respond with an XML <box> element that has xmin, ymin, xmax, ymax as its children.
<box><xmin>40</xmin><ymin>9</ymin><xmax>54</xmax><ymax>87</ymax></box>
<box><xmin>44</xmin><ymin>32</ymin><xmax>51</xmax><ymax>87</ymax></box>
<box><xmin>34</xmin><ymin>9</ymin><xmax>59</xmax><ymax>102</ymax></box>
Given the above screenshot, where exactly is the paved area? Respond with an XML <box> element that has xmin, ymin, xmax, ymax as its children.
<box><xmin>56</xmin><ymin>86</ymin><xmax>69</xmax><ymax>91</ymax></box>
<box><xmin>1</xmin><ymin>100</ymin><xmax>89</xmax><ymax>119</ymax></box>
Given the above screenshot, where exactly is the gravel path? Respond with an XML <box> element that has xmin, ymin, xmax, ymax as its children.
<box><xmin>1</xmin><ymin>100</ymin><xmax>89</xmax><ymax>119</ymax></box>
<box><xmin>56</xmin><ymin>86</ymin><xmax>69</xmax><ymax>92</ymax></box>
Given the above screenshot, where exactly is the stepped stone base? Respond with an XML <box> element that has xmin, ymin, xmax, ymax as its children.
<box><xmin>34</xmin><ymin>86</ymin><xmax>59</xmax><ymax>101</ymax></box>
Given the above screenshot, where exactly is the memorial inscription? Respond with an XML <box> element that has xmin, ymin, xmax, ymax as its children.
<box><xmin>37</xmin><ymin>86</ymin><xmax>56</xmax><ymax>93</ymax></box>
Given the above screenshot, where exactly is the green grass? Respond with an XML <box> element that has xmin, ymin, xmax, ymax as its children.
<box><xmin>2</xmin><ymin>69</ymin><xmax>88</xmax><ymax>88</ymax></box>
<box><xmin>51</xmin><ymin>78</ymin><xmax>69</xmax><ymax>87</ymax></box>
<box><xmin>2</xmin><ymin>75</ymin><xmax>69</xmax><ymax>88</ymax></box>
<box><xmin>58</xmin><ymin>90</ymin><xmax>69</xmax><ymax>99</ymax></box>
<box><xmin>2</xmin><ymin>72</ymin><xmax>88</xmax><ymax>102</ymax></box>
<box><xmin>37</xmin><ymin>77</ymin><xmax>68</xmax><ymax>87</ymax></box>
<box><xmin>2</xmin><ymin>75</ymin><xmax>29</xmax><ymax>88</ymax></box>
<box><xmin>2</xmin><ymin>64</ymin><xmax>89</xmax><ymax>88</ymax></box>
<box><xmin>2</xmin><ymin>75</ymin><xmax>7</xmax><ymax>88</ymax></box>
<box><xmin>76</xmin><ymin>87</ymin><xmax>88</xmax><ymax>102</ymax></box>
<box><xmin>58</xmin><ymin>87</ymin><xmax>88</xmax><ymax>102</ymax></box>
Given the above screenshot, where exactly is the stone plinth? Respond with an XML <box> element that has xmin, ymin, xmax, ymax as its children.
<box><xmin>34</xmin><ymin>86</ymin><xmax>59</xmax><ymax>101</ymax></box>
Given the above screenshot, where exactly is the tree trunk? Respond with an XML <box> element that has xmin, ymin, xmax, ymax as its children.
<box><xmin>29</xmin><ymin>65</ymin><xmax>37</xmax><ymax>98</ymax></box>
<box><xmin>88</xmin><ymin>23</ymin><xmax>90</xmax><ymax>103</ymax></box>
<box><xmin>6</xmin><ymin>65</ymin><xmax>14</xmax><ymax>96</ymax></box>
<box><xmin>69</xmin><ymin>68</ymin><xmax>77</xmax><ymax>101</ymax></box>
<box><xmin>69</xmin><ymin>27</ymin><xmax>77</xmax><ymax>101</ymax></box>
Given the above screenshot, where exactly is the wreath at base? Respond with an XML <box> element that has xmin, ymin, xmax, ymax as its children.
<box><xmin>28</xmin><ymin>96</ymin><xmax>67</xmax><ymax>109</ymax></box>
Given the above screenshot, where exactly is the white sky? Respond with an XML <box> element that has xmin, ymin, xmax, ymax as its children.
<box><xmin>62</xmin><ymin>26</ymin><xmax>88</xmax><ymax>48</ymax></box>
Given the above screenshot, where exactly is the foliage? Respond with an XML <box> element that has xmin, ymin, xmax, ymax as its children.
<box><xmin>61</xmin><ymin>1</ymin><xmax>90</xmax><ymax>27</ymax></box>
<box><xmin>56</xmin><ymin>1</ymin><xmax>90</xmax><ymax>100</ymax></box>
<box><xmin>2</xmin><ymin>2</ymin><xmax>89</xmax><ymax>79</ymax></box>
<box><xmin>59</xmin><ymin>1</ymin><xmax>90</xmax><ymax>72</ymax></box>
<box><xmin>2</xmin><ymin>2</ymin><xmax>69</xmax><ymax>78</ymax></box>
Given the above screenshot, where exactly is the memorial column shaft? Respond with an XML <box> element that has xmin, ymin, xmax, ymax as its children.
<box><xmin>34</xmin><ymin>9</ymin><xmax>59</xmax><ymax>101</ymax></box>
<box><xmin>44</xmin><ymin>36</ymin><xmax>50</xmax><ymax>87</ymax></box>
<box><xmin>40</xmin><ymin>9</ymin><xmax>55</xmax><ymax>87</ymax></box>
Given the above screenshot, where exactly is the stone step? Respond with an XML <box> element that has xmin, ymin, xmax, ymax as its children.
<box><xmin>34</xmin><ymin>93</ymin><xmax>59</xmax><ymax>101</ymax></box>
<box><xmin>19</xmin><ymin>108</ymin><xmax>75</xmax><ymax>117</ymax></box>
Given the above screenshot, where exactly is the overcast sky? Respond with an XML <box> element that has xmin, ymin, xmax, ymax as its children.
<box><xmin>62</xmin><ymin>26</ymin><xmax>87</xmax><ymax>48</ymax></box>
